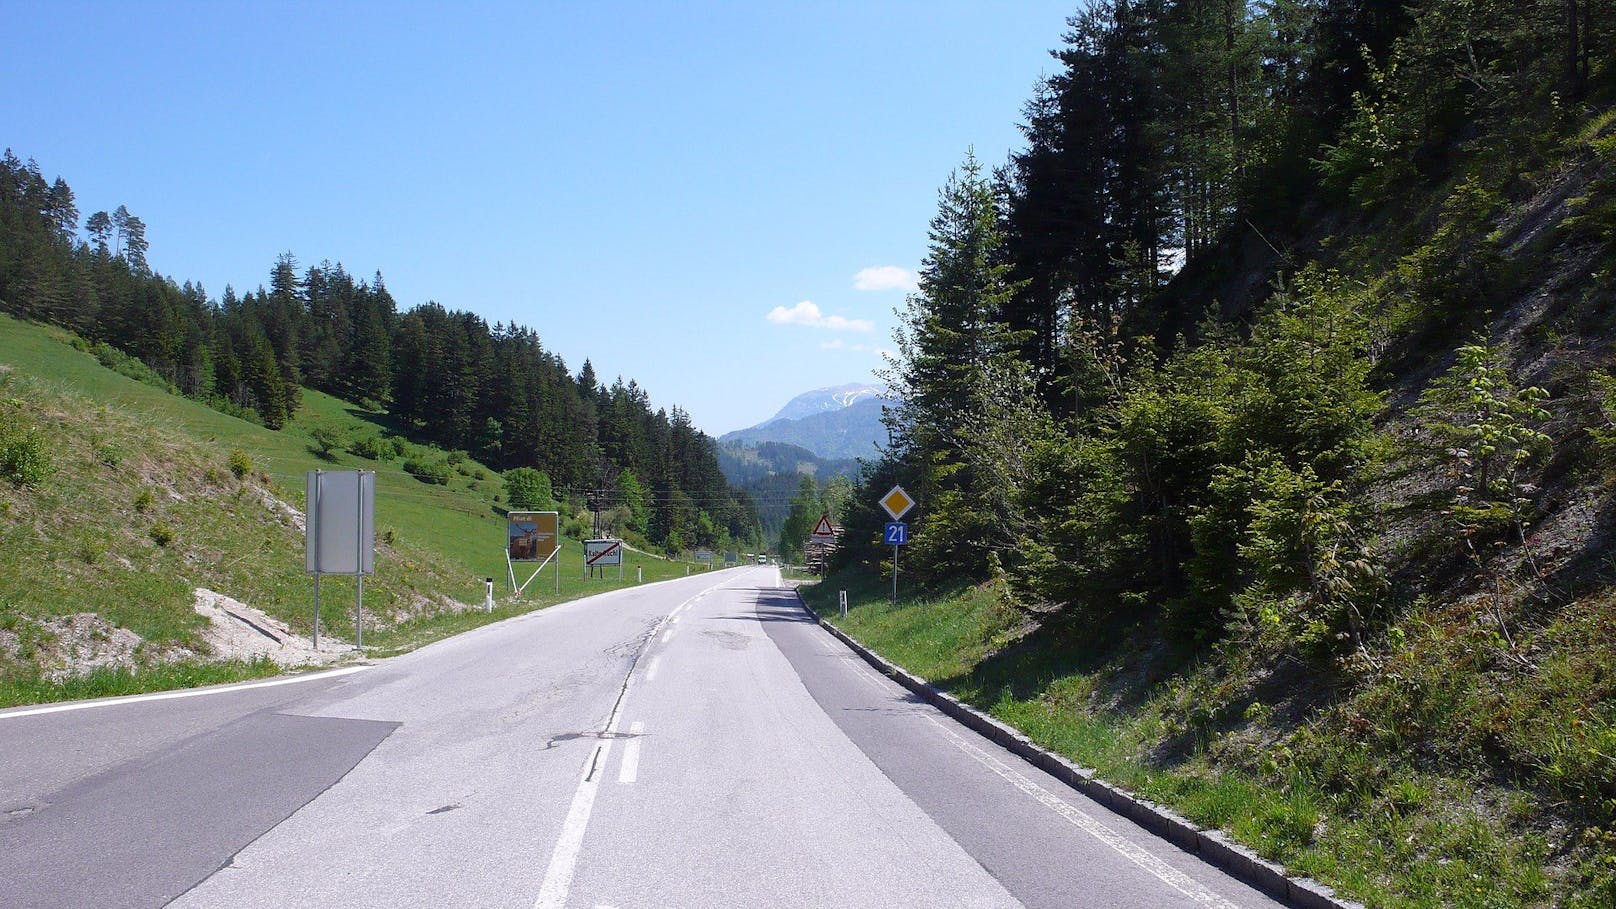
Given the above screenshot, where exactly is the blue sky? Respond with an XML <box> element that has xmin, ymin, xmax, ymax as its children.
<box><xmin>3</xmin><ymin>1</ymin><xmax>1074</xmax><ymax>435</ymax></box>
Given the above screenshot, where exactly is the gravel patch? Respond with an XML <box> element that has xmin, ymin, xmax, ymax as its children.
<box><xmin>193</xmin><ymin>588</ymin><xmax>354</xmax><ymax>667</ymax></box>
<box><xmin>41</xmin><ymin>613</ymin><xmax>142</xmax><ymax>681</ymax></box>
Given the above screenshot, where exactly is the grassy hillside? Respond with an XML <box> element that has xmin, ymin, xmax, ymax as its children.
<box><xmin>0</xmin><ymin>314</ymin><xmax>698</xmax><ymax>704</ymax></box>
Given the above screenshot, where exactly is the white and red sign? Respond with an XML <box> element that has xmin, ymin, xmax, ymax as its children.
<box><xmin>811</xmin><ymin>514</ymin><xmax>837</xmax><ymax>539</ymax></box>
<box><xmin>584</xmin><ymin>538</ymin><xmax>623</xmax><ymax>567</ymax></box>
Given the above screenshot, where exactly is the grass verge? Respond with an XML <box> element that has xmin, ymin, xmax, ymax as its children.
<box><xmin>801</xmin><ymin>571</ymin><xmax>1581</xmax><ymax>909</ymax></box>
<box><xmin>0</xmin><ymin>657</ymin><xmax>284</xmax><ymax>709</ymax></box>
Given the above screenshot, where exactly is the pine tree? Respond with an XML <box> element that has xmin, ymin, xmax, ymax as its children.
<box><xmin>85</xmin><ymin>210</ymin><xmax>111</xmax><ymax>256</ymax></box>
<box><xmin>885</xmin><ymin>151</ymin><xmax>1032</xmax><ymax>581</ymax></box>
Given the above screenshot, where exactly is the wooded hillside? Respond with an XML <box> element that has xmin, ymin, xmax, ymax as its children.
<box><xmin>830</xmin><ymin>2</ymin><xmax>1616</xmax><ymax>905</ymax></box>
<box><xmin>0</xmin><ymin>155</ymin><xmax>760</xmax><ymax>554</ymax></box>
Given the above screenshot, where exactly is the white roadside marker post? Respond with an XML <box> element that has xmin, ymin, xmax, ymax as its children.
<box><xmin>484</xmin><ymin>577</ymin><xmax>495</xmax><ymax>612</ymax></box>
<box><xmin>839</xmin><ymin>589</ymin><xmax>847</xmax><ymax>619</ymax></box>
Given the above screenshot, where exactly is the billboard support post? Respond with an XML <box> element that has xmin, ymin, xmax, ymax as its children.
<box><xmin>508</xmin><ymin>546</ymin><xmax>560</xmax><ymax>598</ymax></box>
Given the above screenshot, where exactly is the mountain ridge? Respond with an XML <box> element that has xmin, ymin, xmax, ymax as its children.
<box><xmin>722</xmin><ymin>383</ymin><xmax>892</xmax><ymax>460</ymax></box>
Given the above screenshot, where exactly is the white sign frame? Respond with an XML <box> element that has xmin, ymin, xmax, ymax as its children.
<box><xmin>879</xmin><ymin>485</ymin><xmax>915</xmax><ymax>521</ymax></box>
<box><xmin>584</xmin><ymin>538</ymin><xmax>624</xmax><ymax>567</ymax></box>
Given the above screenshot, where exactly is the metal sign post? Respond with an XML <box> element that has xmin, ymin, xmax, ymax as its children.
<box><xmin>305</xmin><ymin>469</ymin><xmax>376</xmax><ymax>652</ymax></box>
<box><xmin>355</xmin><ymin>474</ymin><xmax>364</xmax><ymax>648</ymax></box>
<box><xmin>878</xmin><ymin>487</ymin><xmax>915</xmax><ymax>606</ymax></box>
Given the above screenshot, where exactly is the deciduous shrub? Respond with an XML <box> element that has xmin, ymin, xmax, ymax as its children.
<box><xmin>347</xmin><ymin>434</ymin><xmax>392</xmax><ymax>461</ymax></box>
<box><xmin>0</xmin><ymin>408</ymin><xmax>51</xmax><ymax>488</ymax></box>
<box><xmin>403</xmin><ymin>456</ymin><xmax>450</xmax><ymax>485</ymax></box>
<box><xmin>504</xmin><ymin>467</ymin><xmax>554</xmax><ymax>510</ymax></box>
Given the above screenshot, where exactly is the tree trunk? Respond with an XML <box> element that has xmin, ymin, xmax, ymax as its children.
<box><xmin>1568</xmin><ymin>0</ymin><xmax>1586</xmax><ymax>100</ymax></box>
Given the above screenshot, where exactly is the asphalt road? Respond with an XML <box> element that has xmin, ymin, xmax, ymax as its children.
<box><xmin>0</xmin><ymin>566</ymin><xmax>1287</xmax><ymax>908</ymax></box>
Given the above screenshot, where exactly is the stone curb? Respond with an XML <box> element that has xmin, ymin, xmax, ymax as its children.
<box><xmin>794</xmin><ymin>590</ymin><xmax>1365</xmax><ymax>909</ymax></box>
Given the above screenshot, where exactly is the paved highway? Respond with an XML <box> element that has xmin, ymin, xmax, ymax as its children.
<box><xmin>0</xmin><ymin>567</ymin><xmax>1286</xmax><ymax>908</ymax></box>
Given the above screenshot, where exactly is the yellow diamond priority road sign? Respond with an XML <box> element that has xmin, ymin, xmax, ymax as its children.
<box><xmin>879</xmin><ymin>485</ymin><xmax>915</xmax><ymax>521</ymax></box>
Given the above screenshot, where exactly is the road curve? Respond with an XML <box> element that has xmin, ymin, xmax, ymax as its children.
<box><xmin>0</xmin><ymin>566</ymin><xmax>1285</xmax><ymax>909</ymax></box>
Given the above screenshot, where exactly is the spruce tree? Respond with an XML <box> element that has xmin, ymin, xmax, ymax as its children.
<box><xmin>884</xmin><ymin>150</ymin><xmax>1030</xmax><ymax>581</ymax></box>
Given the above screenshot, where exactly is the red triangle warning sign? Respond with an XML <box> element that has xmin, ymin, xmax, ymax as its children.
<box><xmin>811</xmin><ymin>514</ymin><xmax>836</xmax><ymax>538</ymax></box>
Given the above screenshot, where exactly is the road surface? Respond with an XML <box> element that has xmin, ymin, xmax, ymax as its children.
<box><xmin>0</xmin><ymin>566</ymin><xmax>1286</xmax><ymax>908</ymax></box>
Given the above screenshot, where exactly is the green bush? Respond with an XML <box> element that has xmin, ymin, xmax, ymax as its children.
<box><xmin>90</xmin><ymin>342</ymin><xmax>177</xmax><ymax>394</ymax></box>
<box><xmin>1414</xmin><ymin>340</ymin><xmax>1551</xmax><ymax>538</ymax></box>
<box><xmin>403</xmin><ymin>456</ymin><xmax>450</xmax><ymax>485</ymax></box>
<box><xmin>347</xmin><ymin>434</ymin><xmax>393</xmax><ymax>461</ymax></box>
<box><xmin>227</xmin><ymin>448</ymin><xmax>253</xmax><ymax>480</ymax></box>
<box><xmin>0</xmin><ymin>403</ymin><xmax>52</xmax><ymax>489</ymax></box>
<box><xmin>504</xmin><ymin>467</ymin><xmax>554</xmax><ymax>511</ymax></box>
<box><xmin>149</xmin><ymin>521</ymin><xmax>175</xmax><ymax>547</ymax></box>
<box><xmin>308</xmin><ymin>425</ymin><xmax>342</xmax><ymax>461</ymax></box>
<box><xmin>94</xmin><ymin>441</ymin><xmax>125</xmax><ymax>468</ymax></box>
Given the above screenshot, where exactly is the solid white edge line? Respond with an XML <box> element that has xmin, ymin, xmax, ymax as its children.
<box><xmin>0</xmin><ymin>665</ymin><xmax>373</xmax><ymax>720</ymax></box>
<box><xmin>618</xmin><ymin>721</ymin><xmax>644</xmax><ymax>784</ymax></box>
<box><xmin>923</xmin><ymin>716</ymin><xmax>1242</xmax><ymax>909</ymax></box>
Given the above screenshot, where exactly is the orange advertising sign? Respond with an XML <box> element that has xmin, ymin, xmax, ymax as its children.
<box><xmin>507</xmin><ymin>511</ymin><xmax>559</xmax><ymax>562</ymax></box>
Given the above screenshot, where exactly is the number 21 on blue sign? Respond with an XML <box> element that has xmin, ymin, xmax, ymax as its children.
<box><xmin>884</xmin><ymin>522</ymin><xmax>909</xmax><ymax>546</ymax></box>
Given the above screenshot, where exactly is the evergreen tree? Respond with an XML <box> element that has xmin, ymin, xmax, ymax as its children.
<box><xmin>884</xmin><ymin>150</ymin><xmax>1030</xmax><ymax>581</ymax></box>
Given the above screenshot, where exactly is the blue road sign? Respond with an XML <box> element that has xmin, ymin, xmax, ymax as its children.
<box><xmin>884</xmin><ymin>522</ymin><xmax>909</xmax><ymax>546</ymax></box>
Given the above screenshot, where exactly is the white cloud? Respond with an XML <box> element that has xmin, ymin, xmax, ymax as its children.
<box><xmin>852</xmin><ymin>266</ymin><xmax>916</xmax><ymax>292</ymax></box>
<box><xmin>765</xmin><ymin>300</ymin><xmax>874</xmax><ymax>332</ymax></box>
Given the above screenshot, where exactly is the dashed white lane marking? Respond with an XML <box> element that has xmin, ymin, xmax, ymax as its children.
<box><xmin>645</xmin><ymin>656</ymin><xmax>661</xmax><ymax>682</ymax></box>
<box><xmin>534</xmin><ymin>677</ymin><xmax>636</xmax><ymax>909</ymax></box>
<box><xmin>923</xmin><ymin>716</ymin><xmax>1242</xmax><ymax>909</ymax></box>
<box><xmin>670</xmin><ymin>614</ymin><xmax>681</xmax><ymax>624</ymax></box>
<box><xmin>618</xmin><ymin>721</ymin><xmax>644</xmax><ymax>784</ymax></box>
<box><xmin>0</xmin><ymin>665</ymin><xmax>372</xmax><ymax>720</ymax></box>
<box><xmin>534</xmin><ymin>575</ymin><xmax>736</xmax><ymax>909</ymax></box>
<box><xmin>661</xmin><ymin>628</ymin><xmax>676</xmax><ymax>644</ymax></box>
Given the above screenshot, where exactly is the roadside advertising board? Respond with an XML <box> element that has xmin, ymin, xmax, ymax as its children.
<box><xmin>507</xmin><ymin>511</ymin><xmax>560</xmax><ymax>562</ymax></box>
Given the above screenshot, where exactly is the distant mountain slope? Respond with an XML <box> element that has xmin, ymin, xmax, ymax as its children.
<box><xmin>717</xmin><ymin>440</ymin><xmax>857</xmax><ymax>487</ymax></box>
<box><xmin>721</xmin><ymin>393</ymin><xmax>890</xmax><ymax>460</ymax></box>
<box><xmin>717</xmin><ymin>440</ymin><xmax>858</xmax><ymax>544</ymax></box>
<box><xmin>761</xmin><ymin>383</ymin><xmax>885</xmax><ymax>425</ymax></box>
